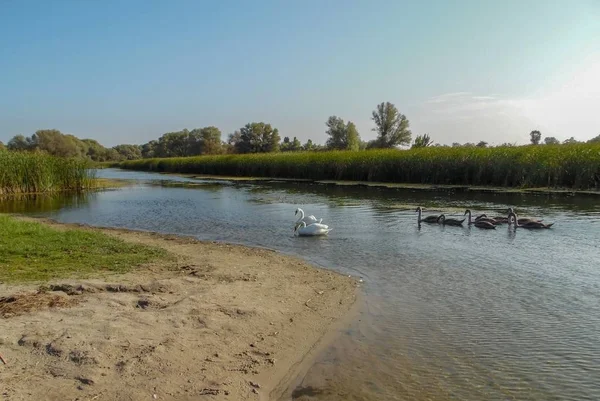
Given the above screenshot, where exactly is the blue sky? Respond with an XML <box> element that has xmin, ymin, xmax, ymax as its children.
<box><xmin>1</xmin><ymin>0</ymin><xmax>599</xmax><ymax>147</ymax></box>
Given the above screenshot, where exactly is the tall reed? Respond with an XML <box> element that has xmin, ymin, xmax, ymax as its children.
<box><xmin>119</xmin><ymin>144</ymin><xmax>600</xmax><ymax>190</ymax></box>
<box><xmin>0</xmin><ymin>150</ymin><xmax>96</xmax><ymax>195</ymax></box>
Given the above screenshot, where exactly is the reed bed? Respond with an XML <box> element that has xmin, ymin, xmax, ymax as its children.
<box><xmin>119</xmin><ymin>144</ymin><xmax>600</xmax><ymax>189</ymax></box>
<box><xmin>0</xmin><ymin>150</ymin><xmax>96</xmax><ymax>194</ymax></box>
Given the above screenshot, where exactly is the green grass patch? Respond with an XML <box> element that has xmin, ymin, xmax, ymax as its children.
<box><xmin>0</xmin><ymin>149</ymin><xmax>96</xmax><ymax>194</ymax></box>
<box><xmin>0</xmin><ymin>215</ymin><xmax>169</xmax><ymax>283</ymax></box>
<box><xmin>119</xmin><ymin>144</ymin><xmax>600</xmax><ymax>190</ymax></box>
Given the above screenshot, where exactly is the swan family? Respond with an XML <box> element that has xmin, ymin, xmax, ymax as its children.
<box><xmin>416</xmin><ymin>206</ymin><xmax>553</xmax><ymax>229</ymax></box>
<box><xmin>294</xmin><ymin>208</ymin><xmax>331</xmax><ymax>236</ymax></box>
<box><xmin>292</xmin><ymin>206</ymin><xmax>553</xmax><ymax>238</ymax></box>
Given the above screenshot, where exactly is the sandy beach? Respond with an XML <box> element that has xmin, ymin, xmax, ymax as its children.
<box><xmin>0</xmin><ymin>219</ymin><xmax>358</xmax><ymax>401</ymax></box>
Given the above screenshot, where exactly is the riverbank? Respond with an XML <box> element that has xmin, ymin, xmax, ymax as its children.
<box><xmin>132</xmin><ymin>171</ymin><xmax>600</xmax><ymax>197</ymax></box>
<box><xmin>119</xmin><ymin>144</ymin><xmax>600</xmax><ymax>190</ymax></box>
<box><xmin>0</xmin><ymin>217</ymin><xmax>358</xmax><ymax>401</ymax></box>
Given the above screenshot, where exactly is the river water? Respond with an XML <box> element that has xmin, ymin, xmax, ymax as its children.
<box><xmin>3</xmin><ymin>169</ymin><xmax>600</xmax><ymax>401</ymax></box>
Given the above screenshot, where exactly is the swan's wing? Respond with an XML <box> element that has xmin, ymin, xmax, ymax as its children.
<box><xmin>307</xmin><ymin>215</ymin><xmax>318</xmax><ymax>222</ymax></box>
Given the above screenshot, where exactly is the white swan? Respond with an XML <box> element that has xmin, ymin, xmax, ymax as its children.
<box><xmin>295</xmin><ymin>208</ymin><xmax>322</xmax><ymax>224</ymax></box>
<box><xmin>294</xmin><ymin>221</ymin><xmax>332</xmax><ymax>236</ymax></box>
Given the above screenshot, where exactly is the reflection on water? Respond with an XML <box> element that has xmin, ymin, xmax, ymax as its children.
<box><xmin>0</xmin><ymin>192</ymin><xmax>93</xmax><ymax>214</ymax></box>
<box><xmin>3</xmin><ymin>169</ymin><xmax>600</xmax><ymax>401</ymax></box>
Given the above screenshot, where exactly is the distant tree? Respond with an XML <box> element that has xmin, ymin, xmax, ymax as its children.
<box><xmin>530</xmin><ymin>130</ymin><xmax>542</xmax><ymax>145</ymax></box>
<box><xmin>113</xmin><ymin>144</ymin><xmax>142</xmax><ymax>160</ymax></box>
<box><xmin>302</xmin><ymin>139</ymin><xmax>316</xmax><ymax>151</ymax></box>
<box><xmin>325</xmin><ymin>116</ymin><xmax>360</xmax><ymax>151</ymax></box>
<box><xmin>0</xmin><ymin>141</ymin><xmax>5</xmax><ymax>150</ymax></box>
<box><xmin>365</xmin><ymin>139</ymin><xmax>379</xmax><ymax>150</ymax></box>
<box><xmin>227</xmin><ymin>131</ymin><xmax>242</xmax><ymax>150</ymax></box>
<box><xmin>544</xmin><ymin>136</ymin><xmax>560</xmax><ymax>145</ymax></box>
<box><xmin>230</xmin><ymin>122</ymin><xmax>280</xmax><ymax>153</ymax></box>
<box><xmin>302</xmin><ymin>139</ymin><xmax>325</xmax><ymax>151</ymax></box>
<box><xmin>221</xmin><ymin>140</ymin><xmax>235</xmax><ymax>154</ymax></box>
<box><xmin>563</xmin><ymin>137</ymin><xmax>579</xmax><ymax>144</ymax></box>
<box><xmin>344</xmin><ymin>122</ymin><xmax>360</xmax><ymax>151</ymax></box>
<box><xmin>587</xmin><ymin>134</ymin><xmax>600</xmax><ymax>143</ymax></box>
<box><xmin>499</xmin><ymin>142</ymin><xmax>516</xmax><ymax>147</ymax></box>
<box><xmin>199</xmin><ymin>126</ymin><xmax>222</xmax><ymax>155</ymax></box>
<box><xmin>281</xmin><ymin>136</ymin><xmax>303</xmax><ymax>152</ymax></box>
<box><xmin>8</xmin><ymin>134</ymin><xmax>32</xmax><ymax>151</ymax></box>
<box><xmin>371</xmin><ymin>102</ymin><xmax>411</xmax><ymax>148</ymax></box>
<box><xmin>358</xmin><ymin>140</ymin><xmax>368</xmax><ymax>150</ymax></box>
<box><xmin>139</xmin><ymin>126</ymin><xmax>223</xmax><ymax>158</ymax></box>
<box><xmin>141</xmin><ymin>140</ymin><xmax>158</xmax><ymax>158</ymax></box>
<box><xmin>411</xmin><ymin>134</ymin><xmax>433</xmax><ymax>149</ymax></box>
<box><xmin>280</xmin><ymin>136</ymin><xmax>302</xmax><ymax>152</ymax></box>
<box><xmin>463</xmin><ymin>142</ymin><xmax>475</xmax><ymax>147</ymax></box>
<box><xmin>151</xmin><ymin>130</ymin><xmax>188</xmax><ymax>157</ymax></box>
<box><xmin>476</xmin><ymin>141</ymin><xmax>488</xmax><ymax>148</ymax></box>
<box><xmin>451</xmin><ymin>142</ymin><xmax>461</xmax><ymax>147</ymax></box>
<box><xmin>105</xmin><ymin>148</ymin><xmax>121</xmax><ymax>161</ymax></box>
<box><xmin>6</xmin><ymin>129</ymin><xmax>127</xmax><ymax>161</ymax></box>
<box><xmin>281</xmin><ymin>137</ymin><xmax>291</xmax><ymax>151</ymax></box>
<box><xmin>291</xmin><ymin>137</ymin><xmax>302</xmax><ymax>151</ymax></box>
<box><xmin>25</xmin><ymin>129</ymin><xmax>85</xmax><ymax>157</ymax></box>
<box><xmin>82</xmin><ymin>139</ymin><xmax>111</xmax><ymax>161</ymax></box>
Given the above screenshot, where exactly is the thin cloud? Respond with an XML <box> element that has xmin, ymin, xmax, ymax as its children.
<box><xmin>426</xmin><ymin>92</ymin><xmax>472</xmax><ymax>104</ymax></box>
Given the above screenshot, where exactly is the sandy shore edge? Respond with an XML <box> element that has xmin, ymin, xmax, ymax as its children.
<box><xmin>0</xmin><ymin>217</ymin><xmax>359</xmax><ymax>401</ymax></box>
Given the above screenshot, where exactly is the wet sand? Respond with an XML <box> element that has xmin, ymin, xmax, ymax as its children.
<box><xmin>0</xmin><ymin>219</ymin><xmax>358</xmax><ymax>401</ymax></box>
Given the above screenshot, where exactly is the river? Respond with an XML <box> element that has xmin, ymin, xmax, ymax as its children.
<box><xmin>3</xmin><ymin>168</ymin><xmax>600</xmax><ymax>401</ymax></box>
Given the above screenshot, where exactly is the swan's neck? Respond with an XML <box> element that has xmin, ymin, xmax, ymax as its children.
<box><xmin>417</xmin><ymin>208</ymin><xmax>422</xmax><ymax>222</ymax></box>
<box><xmin>466</xmin><ymin>210</ymin><xmax>472</xmax><ymax>224</ymax></box>
<box><xmin>294</xmin><ymin>221</ymin><xmax>307</xmax><ymax>232</ymax></box>
<box><xmin>296</xmin><ymin>209</ymin><xmax>305</xmax><ymax>223</ymax></box>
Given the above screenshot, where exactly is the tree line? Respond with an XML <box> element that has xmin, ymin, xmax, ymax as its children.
<box><xmin>2</xmin><ymin>101</ymin><xmax>599</xmax><ymax>160</ymax></box>
<box><xmin>1</xmin><ymin>130</ymin><xmax>142</xmax><ymax>162</ymax></box>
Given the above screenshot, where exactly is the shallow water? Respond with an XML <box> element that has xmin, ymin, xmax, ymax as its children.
<box><xmin>6</xmin><ymin>169</ymin><xmax>600</xmax><ymax>401</ymax></box>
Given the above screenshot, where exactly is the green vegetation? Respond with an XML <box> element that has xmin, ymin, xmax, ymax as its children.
<box><xmin>369</xmin><ymin>102</ymin><xmax>412</xmax><ymax>148</ymax></box>
<box><xmin>325</xmin><ymin>116</ymin><xmax>361</xmax><ymax>151</ymax></box>
<box><xmin>5</xmin><ymin>129</ymin><xmax>143</xmax><ymax>162</ymax></box>
<box><xmin>0</xmin><ymin>215</ymin><xmax>169</xmax><ymax>283</ymax></box>
<box><xmin>544</xmin><ymin>137</ymin><xmax>560</xmax><ymax>145</ymax></box>
<box><xmin>280</xmin><ymin>136</ymin><xmax>303</xmax><ymax>152</ymax></box>
<box><xmin>0</xmin><ymin>149</ymin><xmax>95</xmax><ymax>195</ymax></box>
<box><xmin>412</xmin><ymin>134</ymin><xmax>433</xmax><ymax>149</ymax></box>
<box><xmin>142</xmin><ymin>126</ymin><xmax>223</xmax><ymax>158</ymax></box>
<box><xmin>119</xmin><ymin>143</ymin><xmax>600</xmax><ymax>189</ymax></box>
<box><xmin>530</xmin><ymin>130</ymin><xmax>542</xmax><ymax>145</ymax></box>
<box><xmin>228</xmin><ymin>122</ymin><xmax>281</xmax><ymax>153</ymax></box>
